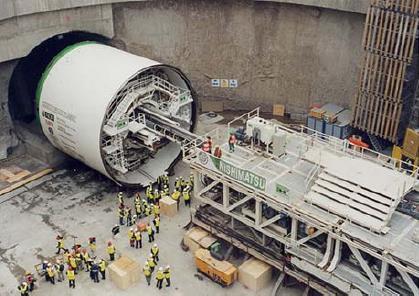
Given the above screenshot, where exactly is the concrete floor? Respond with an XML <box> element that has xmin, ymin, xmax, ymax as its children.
<box><xmin>0</xmin><ymin>155</ymin><xmax>303</xmax><ymax>296</ymax></box>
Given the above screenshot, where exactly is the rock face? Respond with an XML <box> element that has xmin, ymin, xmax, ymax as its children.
<box><xmin>113</xmin><ymin>0</ymin><xmax>365</xmax><ymax>113</ymax></box>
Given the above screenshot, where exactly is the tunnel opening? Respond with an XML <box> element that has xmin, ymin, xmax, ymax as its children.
<box><xmin>8</xmin><ymin>31</ymin><xmax>110</xmax><ymax>124</ymax></box>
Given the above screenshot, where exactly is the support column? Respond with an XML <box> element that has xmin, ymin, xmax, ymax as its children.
<box><xmin>255</xmin><ymin>200</ymin><xmax>262</xmax><ymax>225</ymax></box>
<box><xmin>379</xmin><ymin>261</ymin><xmax>388</xmax><ymax>289</ymax></box>
<box><xmin>193</xmin><ymin>170</ymin><xmax>201</xmax><ymax>199</ymax></box>
<box><xmin>223</xmin><ymin>183</ymin><xmax>229</xmax><ymax>208</ymax></box>
<box><xmin>291</xmin><ymin>217</ymin><xmax>298</xmax><ymax>243</ymax></box>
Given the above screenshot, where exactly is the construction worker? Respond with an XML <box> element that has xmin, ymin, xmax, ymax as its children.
<box><xmin>146</xmin><ymin>183</ymin><xmax>153</xmax><ymax>203</ymax></box>
<box><xmin>63</xmin><ymin>249</ymin><xmax>70</xmax><ymax>265</ymax></box>
<box><xmin>179</xmin><ymin>176</ymin><xmax>185</xmax><ymax>191</ymax></box>
<box><xmin>153</xmin><ymin>189</ymin><xmax>160</xmax><ymax>205</ymax></box>
<box><xmin>228</xmin><ymin>132</ymin><xmax>237</xmax><ymax>152</ymax></box>
<box><xmin>214</xmin><ymin>145</ymin><xmax>222</xmax><ymax>158</ymax></box>
<box><xmin>163</xmin><ymin>183</ymin><xmax>170</xmax><ymax>195</ymax></box>
<box><xmin>88</xmin><ymin>237</ymin><xmax>97</xmax><ymax>255</ymax></box>
<box><xmin>134</xmin><ymin>230</ymin><xmax>142</xmax><ymax>249</ymax></box>
<box><xmin>118</xmin><ymin>205</ymin><xmax>125</xmax><ymax>226</ymax></box>
<box><xmin>69</xmin><ymin>255</ymin><xmax>78</xmax><ymax>274</ymax></box>
<box><xmin>163</xmin><ymin>171</ymin><xmax>169</xmax><ymax>187</ymax></box>
<box><xmin>147</xmin><ymin>255</ymin><xmax>156</xmax><ymax>273</ymax></box>
<box><xmin>145</xmin><ymin>204</ymin><xmax>151</xmax><ymax>217</ymax></box>
<box><xmin>189</xmin><ymin>173</ymin><xmax>194</xmax><ymax>190</ymax></box>
<box><xmin>131</xmin><ymin>214</ymin><xmax>137</xmax><ymax>227</ymax></box>
<box><xmin>134</xmin><ymin>192</ymin><xmax>141</xmax><ymax>205</ymax></box>
<box><xmin>175</xmin><ymin>177</ymin><xmax>181</xmax><ymax>191</ymax></box>
<box><xmin>147</xmin><ymin>224</ymin><xmax>155</xmax><ymax>242</ymax></box>
<box><xmin>75</xmin><ymin>251</ymin><xmax>83</xmax><ymax>271</ymax></box>
<box><xmin>81</xmin><ymin>249</ymin><xmax>91</xmax><ymax>272</ymax></box>
<box><xmin>183</xmin><ymin>187</ymin><xmax>191</xmax><ymax>207</ymax></box>
<box><xmin>41</xmin><ymin>261</ymin><xmax>49</xmax><ymax>281</ymax></box>
<box><xmin>128</xmin><ymin>228</ymin><xmax>135</xmax><ymax>248</ymax></box>
<box><xmin>17</xmin><ymin>282</ymin><xmax>29</xmax><ymax>296</ymax></box>
<box><xmin>202</xmin><ymin>136</ymin><xmax>212</xmax><ymax>153</ymax></box>
<box><xmin>25</xmin><ymin>272</ymin><xmax>36</xmax><ymax>291</ymax></box>
<box><xmin>66</xmin><ymin>267</ymin><xmax>76</xmax><ymax>289</ymax></box>
<box><xmin>117</xmin><ymin>191</ymin><xmax>124</xmax><ymax>206</ymax></box>
<box><xmin>153</xmin><ymin>204</ymin><xmax>160</xmax><ymax>218</ymax></box>
<box><xmin>107</xmin><ymin>241</ymin><xmax>116</xmax><ymax>261</ymax></box>
<box><xmin>181</xmin><ymin>177</ymin><xmax>188</xmax><ymax>191</ymax></box>
<box><xmin>91</xmin><ymin>261</ymin><xmax>100</xmax><ymax>283</ymax></box>
<box><xmin>55</xmin><ymin>234</ymin><xmax>65</xmax><ymax>254</ymax></box>
<box><xmin>55</xmin><ymin>259</ymin><xmax>65</xmax><ymax>282</ymax></box>
<box><xmin>156</xmin><ymin>267</ymin><xmax>164</xmax><ymax>289</ymax></box>
<box><xmin>151</xmin><ymin>243</ymin><xmax>159</xmax><ymax>262</ymax></box>
<box><xmin>135</xmin><ymin>199</ymin><xmax>142</xmax><ymax>218</ymax></box>
<box><xmin>164</xmin><ymin>265</ymin><xmax>171</xmax><ymax>287</ymax></box>
<box><xmin>172</xmin><ymin>188</ymin><xmax>181</xmax><ymax>210</ymax></box>
<box><xmin>99</xmin><ymin>259</ymin><xmax>107</xmax><ymax>280</ymax></box>
<box><xmin>153</xmin><ymin>216</ymin><xmax>160</xmax><ymax>234</ymax></box>
<box><xmin>157</xmin><ymin>174</ymin><xmax>164</xmax><ymax>191</ymax></box>
<box><xmin>126</xmin><ymin>207</ymin><xmax>132</xmax><ymax>226</ymax></box>
<box><xmin>143</xmin><ymin>262</ymin><xmax>151</xmax><ymax>286</ymax></box>
<box><xmin>46</xmin><ymin>263</ymin><xmax>55</xmax><ymax>285</ymax></box>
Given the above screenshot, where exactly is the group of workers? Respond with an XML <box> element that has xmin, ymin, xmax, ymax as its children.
<box><xmin>18</xmin><ymin>235</ymin><xmax>109</xmax><ymax>295</ymax></box>
<box><xmin>201</xmin><ymin>133</ymin><xmax>237</xmax><ymax>157</ymax></box>
<box><xmin>18</xmin><ymin>170</ymin><xmax>196</xmax><ymax>295</ymax></box>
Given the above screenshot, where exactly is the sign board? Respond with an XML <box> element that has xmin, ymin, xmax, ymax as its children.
<box><xmin>229</xmin><ymin>79</ymin><xmax>238</xmax><ymax>88</ymax></box>
<box><xmin>221</xmin><ymin>79</ymin><xmax>229</xmax><ymax>88</ymax></box>
<box><xmin>211</xmin><ymin>79</ymin><xmax>220</xmax><ymax>87</ymax></box>
<box><xmin>198</xmin><ymin>152</ymin><xmax>266</xmax><ymax>191</ymax></box>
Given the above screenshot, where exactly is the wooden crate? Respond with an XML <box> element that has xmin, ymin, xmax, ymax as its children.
<box><xmin>159</xmin><ymin>196</ymin><xmax>177</xmax><ymax>217</ymax></box>
<box><xmin>184</xmin><ymin>227</ymin><xmax>209</xmax><ymax>253</ymax></box>
<box><xmin>272</xmin><ymin>104</ymin><xmax>285</xmax><ymax>117</ymax></box>
<box><xmin>309</xmin><ymin>108</ymin><xmax>325</xmax><ymax>119</ymax></box>
<box><xmin>238</xmin><ymin>258</ymin><xmax>272</xmax><ymax>291</ymax></box>
<box><xmin>108</xmin><ymin>256</ymin><xmax>141</xmax><ymax>290</ymax></box>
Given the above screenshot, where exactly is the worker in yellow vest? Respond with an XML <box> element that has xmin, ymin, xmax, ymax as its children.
<box><xmin>135</xmin><ymin>200</ymin><xmax>142</xmax><ymax>218</ymax></box>
<box><xmin>118</xmin><ymin>205</ymin><xmax>125</xmax><ymax>226</ymax></box>
<box><xmin>175</xmin><ymin>177</ymin><xmax>181</xmax><ymax>191</ymax></box>
<box><xmin>55</xmin><ymin>234</ymin><xmax>65</xmax><ymax>254</ymax></box>
<box><xmin>135</xmin><ymin>230</ymin><xmax>142</xmax><ymax>249</ymax></box>
<box><xmin>69</xmin><ymin>255</ymin><xmax>78</xmax><ymax>273</ymax></box>
<box><xmin>153</xmin><ymin>216</ymin><xmax>160</xmax><ymax>234</ymax></box>
<box><xmin>46</xmin><ymin>263</ymin><xmax>55</xmax><ymax>285</ymax></box>
<box><xmin>189</xmin><ymin>173</ymin><xmax>194</xmax><ymax>190</ymax></box>
<box><xmin>163</xmin><ymin>184</ymin><xmax>169</xmax><ymax>195</ymax></box>
<box><xmin>99</xmin><ymin>259</ymin><xmax>107</xmax><ymax>280</ymax></box>
<box><xmin>66</xmin><ymin>267</ymin><xmax>76</xmax><ymax>288</ymax></box>
<box><xmin>153</xmin><ymin>204</ymin><xmax>160</xmax><ymax>218</ymax></box>
<box><xmin>171</xmin><ymin>188</ymin><xmax>181</xmax><ymax>210</ymax></box>
<box><xmin>128</xmin><ymin>228</ymin><xmax>135</xmax><ymax>248</ymax></box>
<box><xmin>146</xmin><ymin>183</ymin><xmax>153</xmax><ymax>203</ymax></box>
<box><xmin>145</xmin><ymin>204</ymin><xmax>151</xmax><ymax>217</ymax></box>
<box><xmin>17</xmin><ymin>282</ymin><xmax>29</xmax><ymax>296</ymax></box>
<box><xmin>143</xmin><ymin>262</ymin><xmax>151</xmax><ymax>286</ymax></box>
<box><xmin>147</xmin><ymin>224</ymin><xmax>155</xmax><ymax>242</ymax></box>
<box><xmin>107</xmin><ymin>241</ymin><xmax>116</xmax><ymax>261</ymax></box>
<box><xmin>117</xmin><ymin>192</ymin><xmax>124</xmax><ymax>206</ymax></box>
<box><xmin>164</xmin><ymin>265</ymin><xmax>171</xmax><ymax>287</ymax></box>
<box><xmin>156</xmin><ymin>267</ymin><xmax>164</xmax><ymax>289</ymax></box>
<box><xmin>147</xmin><ymin>255</ymin><xmax>156</xmax><ymax>273</ymax></box>
<box><xmin>183</xmin><ymin>187</ymin><xmax>191</xmax><ymax>207</ymax></box>
<box><xmin>151</xmin><ymin>243</ymin><xmax>159</xmax><ymax>262</ymax></box>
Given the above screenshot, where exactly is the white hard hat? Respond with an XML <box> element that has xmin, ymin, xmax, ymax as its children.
<box><xmin>22</xmin><ymin>282</ymin><xmax>27</xmax><ymax>285</ymax></box>
<box><xmin>145</xmin><ymin>261</ymin><xmax>148</xmax><ymax>265</ymax></box>
<box><xmin>159</xmin><ymin>267</ymin><xmax>163</xmax><ymax>271</ymax></box>
<box><xmin>166</xmin><ymin>265</ymin><xmax>170</xmax><ymax>269</ymax></box>
<box><xmin>153</xmin><ymin>243</ymin><xmax>157</xmax><ymax>247</ymax></box>
<box><xmin>149</xmin><ymin>254</ymin><xmax>153</xmax><ymax>257</ymax></box>
<box><xmin>118</xmin><ymin>192</ymin><xmax>123</xmax><ymax>196</ymax></box>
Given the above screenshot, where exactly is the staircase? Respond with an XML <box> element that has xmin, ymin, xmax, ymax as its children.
<box><xmin>367</xmin><ymin>133</ymin><xmax>384</xmax><ymax>152</ymax></box>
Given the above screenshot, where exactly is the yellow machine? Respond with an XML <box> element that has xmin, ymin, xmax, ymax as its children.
<box><xmin>194</xmin><ymin>249</ymin><xmax>237</xmax><ymax>287</ymax></box>
<box><xmin>392</xmin><ymin>128</ymin><xmax>419</xmax><ymax>168</ymax></box>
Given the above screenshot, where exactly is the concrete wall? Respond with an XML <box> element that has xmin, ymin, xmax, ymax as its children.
<box><xmin>113</xmin><ymin>0</ymin><xmax>365</xmax><ymax>113</ymax></box>
<box><xmin>0</xmin><ymin>0</ymin><xmax>367</xmax><ymax>159</ymax></box>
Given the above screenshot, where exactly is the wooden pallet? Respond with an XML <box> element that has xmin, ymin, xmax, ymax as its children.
<box><xmin>352</xmin><ymin>0</ymin><xmax>419</xmax><ymax>142</ymax></box>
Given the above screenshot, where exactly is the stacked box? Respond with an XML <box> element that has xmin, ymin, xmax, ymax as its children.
<box><xmin>184</xmin><ymin>227</ymin><xmax>209</xmax><ymax>253</ymax></box>
<box><xmin>238</xmin><ymin>258</ymin><xmax>272</xmax><ymax>291</ymax></box>
<box><xmin>159</xmin><ymin>196</ymin><xmax>177</xmax><ymax>217</ymax></box>
<box><xmin>108</xmin><ymin>256</ymin><xmax>141</xmax><ymax>290</ymax></box>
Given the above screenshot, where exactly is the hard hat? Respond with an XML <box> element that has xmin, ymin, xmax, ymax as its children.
<box><xmin>47</xmin><ymin>263</ymin><xmax>52</xmax><ymax>266</ymax></box>
<box><xmin>43</xmin><ymin>260</ymin><xmax>48</xmax><ymax>264</ymax></box>
<box><xmin>142</xmin><ymin>199</ymin><xmax>146</xmax><ymax>202</ymax></box>
<box><xmin>159</xmin><ymin>267</ymin><xmax>163</xmax><ymax>271</ymax></box>
<box><xmin>153</xmin><ymin>243</ymin><xmax>157</xmax><ymax>247</ymax></box>
<box><xmin>166</xmin><ymin>265</ymin><xmax>170</xmax><ymax>269</ymax></box>
<box><xmin>130</xmin><ymin>227</ymin><xmax>134</xmax><ymax>231</ymax></box>
<box><xmin>22</xmin><ymin>282</ymin><xmax>27</xmax><ymax>285</ymax></box>
<box><xmin>164</xmin><ymin>171</ymin><xmax>168</xmax><ymax>175</ymax></box>
<box><xmin>176</xmin><ymin>177</ymin><xmax>178</xmax><ymax>180</ymax></box>
<box><xmin>118</xmin><ymin>192</ymin><xmax>123</xmax><ymax>196</ymax></box>
<box><xmin>144</xmin><ymin>261</ymin><xmax>148</xmax><ymax>265</ymax></box>
<box><xmin>149</xmin><ymin>253</ymin><xmax>153</xmax><ymax>257</ymax></box>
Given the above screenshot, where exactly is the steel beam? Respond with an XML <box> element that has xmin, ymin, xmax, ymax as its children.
<box><xmin>296</xmin><ymin>229</ymin><xmax>324</xmax><ymax>246</ymax></box>
<box><xmin>347</xmin><ymin>244</ymin><xmax>378</xmax><ymax>285</ymax></box>
<box><xmin>395</xmin><ymin>267</ymin><xmax>419</xmax><ymax>296</ymax></box>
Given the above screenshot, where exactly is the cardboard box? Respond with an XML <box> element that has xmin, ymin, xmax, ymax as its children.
<box><xmin>159</xmin><ymin>196</ymin><xmax>177</xmax><ymax>217</ymax></box>
<box><xmin>238</xmin><ymin>258</ymin><xmax>272</xmax><ymax>291</ymax></box>
<box><xmin>201</xmin><ymin>101</ymin><xmax>224</xmax><ymax>112</ymax></box>
<box><xmin>309</xmin><ymin>108</ymin><xmax>325</xmax><ymax>119</ymax></box>
<box><xmin>403</xmin><ymin>128</ymin><xmax>419</xmax><ymax>157</ymax></box>
<box><xmin>273</xmin><ymin>104</ymin><xmax>285</xmax><ymax>117</ymax></box>
<box><xmin>108</xmin><ymin>256</ymin><xmax>141</xmax><ymax>290</ymax></box>
<box><xmin>184</xmin><ymin>227</ymin><xmax>209</xmax><ymax>253</ymax></box>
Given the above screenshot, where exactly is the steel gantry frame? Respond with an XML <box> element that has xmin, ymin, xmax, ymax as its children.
<box><xmin>182</xmin><ymin>109</ymin><xmax>419</xmax><ymax>296</ymax></box>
